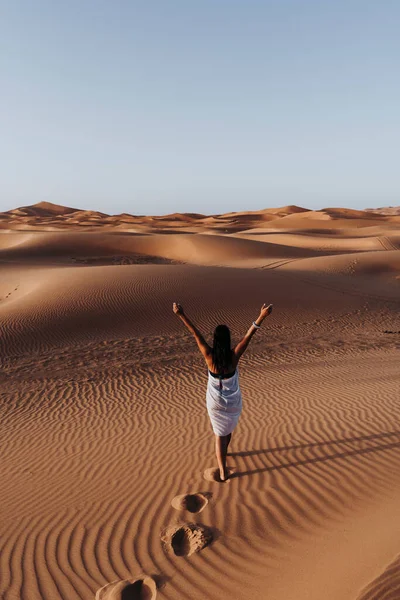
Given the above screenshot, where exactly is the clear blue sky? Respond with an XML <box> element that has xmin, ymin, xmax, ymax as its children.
<box><xmin>1</xmin><ymin>1</ymin><xmax>399</xmax><ymax>215</ymax></box>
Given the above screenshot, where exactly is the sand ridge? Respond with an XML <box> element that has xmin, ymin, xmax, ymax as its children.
<box><xmin>0</xmin><ymin>203</ymin><xmax>400</xmax><ymax>599</ymax></box>
<box><xmin>1</xmin><ymin>201</ymin><xmax>398</xmax><ymax>233</ymax></box>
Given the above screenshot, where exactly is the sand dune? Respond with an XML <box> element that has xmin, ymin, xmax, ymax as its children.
<box><xmin>1</xmin><ymin>203</ymin><xmax>400</xmax><ymax>600</ymax></box>
<box><xmin>356</xmin><ymin>552</ymin><xmax>400</xmax><ymax>599</ymax></box>
<box><xmin>2</xmin><ymin>202</ymin><xmax>399</xmax><ymax>235</ymax></box>
<box><xmin>0</xmin><ymin>231</ymin><xmax>321</xmax><ymax>268</ymax></box>
<box><xmin>233</xmin><ymin>230</ymin><xmax>400</xmax><ymax>252</ymax></box>
<box><xmin>368</xmin><ymin>206</ymin><xmax>400</xmax><ymax>216</ymax></box>
<box><xmin>281</xmin><ymin>249</ymin><xmax>400</xmax><ymax>276</ymax></box>
<box><xmin>267</xmin><ymin>213</ymin><xmax>393</xmax><ymax>231</ymax></box>
<box><xmin>6</xmin><ymin>201</ymin><xmax>79</xmax><ymax>217</ymax></box>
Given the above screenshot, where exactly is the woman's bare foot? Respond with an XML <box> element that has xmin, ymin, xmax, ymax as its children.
<box><xmin>219</xmin><ymin>468</ymin><xmax>229</xmax><ymax>482</ymax></box>
<box><xmin>204</xmin><ymin>467</ymin><xmax>233</xmax><ymax>482</ymax></box>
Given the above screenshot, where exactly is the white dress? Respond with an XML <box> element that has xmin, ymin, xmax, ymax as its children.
<box><xmin>206</xmin><ymin>369</ymin><xmax>242</xmax><ymax>436</ymax></box>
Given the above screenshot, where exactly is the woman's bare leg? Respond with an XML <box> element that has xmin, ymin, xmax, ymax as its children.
<box><xmin>215</xmin><ymin>435</ymin><xmax>229</xmax><ymax>481</ymax></box>
<box><xmin>226</xmin><ymin>433</ymin><xmax>232</xmax><ymax>452</ymax></box>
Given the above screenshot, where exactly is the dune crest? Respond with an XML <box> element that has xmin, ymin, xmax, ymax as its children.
<box><xmin>2</xmin><ymin>202</ymin><xmax>398</xmax><ymax>234</ymax></box>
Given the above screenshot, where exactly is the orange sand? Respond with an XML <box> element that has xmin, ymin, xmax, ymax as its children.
<box><xmin>0</xmin><ymin>202</ymin><xmax>399</xmax><ymax>600</ymax></box>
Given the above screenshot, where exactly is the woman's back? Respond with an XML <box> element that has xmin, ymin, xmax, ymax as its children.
<box><xmin>208</xmin><ymin>350</ymin><xmax>237</xmax><ymax>377</ymax></box>
<box><xmin>208</xmin><ymin>324</ymin><xmax>236</xmax><ymax>376</ymax></box>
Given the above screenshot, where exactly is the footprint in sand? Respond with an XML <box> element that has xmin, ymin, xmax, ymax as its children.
<box><xmin>203</xmin><ymin>467</ymin><xmax>235</xmax><ymax>483</ymax></box>
<box><xmin>95</xmin><ymin>576</ymin><xmax>157</xmax><ymax>599</ymax></box>
<box><xmin>162</xmin><ymin>523</ymin><xmax>213</xmax><ymax>557</ymax></box>
<box><xmin>171</xmin><ymin>492</ymin><xmax>209</xmax><ymax>513</ymax></box>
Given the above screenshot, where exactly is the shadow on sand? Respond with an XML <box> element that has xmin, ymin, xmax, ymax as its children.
<box><xmin>228</xmin><ymin>429</ymin><xmax>400</xmax><ymax>479</ymax></box>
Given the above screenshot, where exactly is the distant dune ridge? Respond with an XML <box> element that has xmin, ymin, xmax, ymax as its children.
<box><xmin>0</xmin><ymin>202</ymin><xmax>400</xmax><ymax>600</ymax></box>
<box><xmin>368</xmin><ymin>206</ymin><xmax>400</xmax><ymax>216</ymax></box>
<box><xmin>1</xmin><ymin>201</ymin><xmax>399</xmax><ymax>233</ymax></box>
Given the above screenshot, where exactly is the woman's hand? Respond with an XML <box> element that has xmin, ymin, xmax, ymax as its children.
<box><xmin>259</xmin><ymin>303</ymin><xmax>273</xmax><ymax>319</ymax></box>
<box><xmin>173</xmin><ymin>302</ymin><xmax>184</xmax><ymax>316</ymax></box>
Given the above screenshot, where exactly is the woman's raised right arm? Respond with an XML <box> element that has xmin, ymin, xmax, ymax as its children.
<box><xmin>173</xmin><ymin>302</ymin><xmax>211</xmax><ymax>359</ymax></box>
<box><xmin>233</xmin><ymin>303</ymin><xmax>273</xmax><ymax>360</ymax></box>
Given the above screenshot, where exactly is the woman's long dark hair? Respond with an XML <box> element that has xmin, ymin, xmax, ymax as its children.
<box><xmin>212</xmin><ymin>325</ymin><xmax>232</xmax><ymax>373</ymax></box>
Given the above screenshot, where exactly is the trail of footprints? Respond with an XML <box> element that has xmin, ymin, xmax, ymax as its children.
<box><xmin>1</xmin><ymin>284</ymin><xmax>19</xmax><ymax>302</ymax></box>
<box><xmin>95</xmin><ymin>470</ymin><xmax>224</xmax><ymax>599</ymax></box>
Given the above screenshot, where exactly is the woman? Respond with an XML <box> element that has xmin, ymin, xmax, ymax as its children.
<box><xmin>173</xmin><ymin>302</ymin><xmax>273</xmax><ymax>481</ymax></box>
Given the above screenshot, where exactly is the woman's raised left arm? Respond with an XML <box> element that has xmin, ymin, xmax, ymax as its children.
<box><xmin>173</xmin><ymin>303</ymin><xmax>211</xmax><ymax>358</ymax></box>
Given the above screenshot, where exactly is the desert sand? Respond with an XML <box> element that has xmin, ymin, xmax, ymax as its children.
<box><xmin>0</xmin><ymin>202</ymin><xmax>399</xmax><ymax>600</ymax></box>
